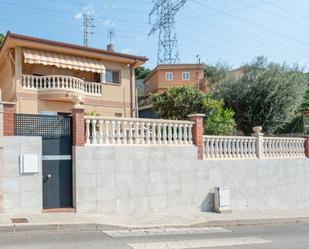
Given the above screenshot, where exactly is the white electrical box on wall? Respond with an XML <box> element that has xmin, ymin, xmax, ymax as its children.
<box><xmin>214</xmin><ymin>187</ymin><xmax>231</xmax><ymax>213</ymax></box>
<box><xmin>20</xmin><ymin>154</ymin><xmax>39</xmax><ymax>174</ymax></box>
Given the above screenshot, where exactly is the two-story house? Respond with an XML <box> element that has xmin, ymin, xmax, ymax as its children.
<box><xmin>139</xmin><ymin>63</ymin><xmax>206</xmax><ymax>118</ymax></box>
<box><xmin>0</xmin><ymin>32</ymin><xmax>148</xmax><ymax>117</ymax></box>
<box><xmin>143</xmin><ymin>63</ymin><xmax>206</xmax><ymax>95</ymax></box>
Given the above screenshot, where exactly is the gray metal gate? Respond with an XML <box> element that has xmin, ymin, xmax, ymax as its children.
<box><xmin>15</xmin><ymin>114</ymin><xmax>73</xmax><ymax>209</ymax></box>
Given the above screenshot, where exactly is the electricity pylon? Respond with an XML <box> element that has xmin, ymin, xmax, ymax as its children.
<box><xmin>149</xmin><ymin>0</ymin><xmax>187</xmax><ymax>64</ymax></box>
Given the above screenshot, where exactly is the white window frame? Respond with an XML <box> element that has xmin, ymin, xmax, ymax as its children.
<box><xmin>182</xmin><ymin>72</ymin><xmax>190</xmax><ymax>81</ymax></box>
<box><xmin>165</xmin><ymin>72</ymin><xmax>173</xmax><ymax>81</ymax></box>
<box><xmin>103</xmin><ymin>69</ymin><xmax>121</xmax><ymax>85</ymax></box>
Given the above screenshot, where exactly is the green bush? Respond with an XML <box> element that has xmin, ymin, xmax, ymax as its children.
<box><xmin>219</xmin><ymin>57</ymin><xmax>308</xmax><ymax>135</ymax></box>
<box><xmin>152</xmin><ymin>86</ymin><xmax>235</xmax><ymax>135</ymax></box>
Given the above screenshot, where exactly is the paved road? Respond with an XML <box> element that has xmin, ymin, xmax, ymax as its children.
<box><xmin>0</xmin><ymin>223</ymin><xmax>308</xmax><ymax>248</ymax></box>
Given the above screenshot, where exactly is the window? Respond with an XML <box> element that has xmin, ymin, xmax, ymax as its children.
<box><xmin>94</xmin><ymin>73</ymin><xmax>101</xmax><ymax>83</ymax></box>
<box><xmin>114</xmin><ymin>113</ymin><xmax>122</xmax><ymax>117</ymax></box>
<box><xmin>105</xmin><ymin>69</ymin><xmax>121</xmax><ymax>84</ymax></box>
<box><xmin>182</xmin><ymin>72</ymin><xmax>190</xmax><ymax>80</ymax></box>
<box><xmin>165</xmin><ymin>72</ymin><xmax>173</xmax><ymax>81</ymax></box>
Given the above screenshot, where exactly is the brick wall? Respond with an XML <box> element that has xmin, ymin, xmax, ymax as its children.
<box><xmin>305</xmin><ymin>137</ymin><xmax>309</xmax><ymax>158</ymax></box>
<box><xmin>3</xmin><ymin>103</ymin><xmax>14</xmax><ymax>136</ymax></box>
<box><xmin>188</xmin><ymin>114</ymin><xmax>205</xmax><ymax>160</ymax></box>
<box><xmin>72</xmin><ymin>108</ymin><xmax>85</xmax><ymax>146</ymax></box>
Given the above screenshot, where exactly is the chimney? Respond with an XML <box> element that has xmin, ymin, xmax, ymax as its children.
<box><xmin>107</xmin><ymin>44</ymin><xmax>114</xmax><ymax>52</ymax></box>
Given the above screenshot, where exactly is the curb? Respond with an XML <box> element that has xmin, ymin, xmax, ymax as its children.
<box><xmin>0</xmin><ymin>217</ymin><xmax>309</xmax><ymax>233</ymax></box>
<box><xmin>191</xmin><ymin>217</ymin><xmax>309</xmax><ymax>228</ymax></box>
<box><xmin>0</xmin><ymin>223</ymin><xmax>127</xmax><ymax>233</ymax></box>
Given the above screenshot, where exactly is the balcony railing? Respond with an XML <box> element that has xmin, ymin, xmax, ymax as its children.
<box><xmin>84</xmin><ymin>116</ymin><xmax>194</xmax><ymax>145</ymax></box>
<box><xmin>203</xmin><ymin>135</ymin><xmax>257</xmax><ymax>159</ymax></box>
<box><xmin>203</xmin><ymin>135</ymin><xmax>305</xmax><ymax>159</ymax></box>
<box><xmin>21</xmin><ymin>75</ymin><xmax>102</xmax><ymax>96</ymax></box>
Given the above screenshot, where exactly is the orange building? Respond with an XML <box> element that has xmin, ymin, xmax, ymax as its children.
<box><xmin>143</xmin><ymin>64</ymin><xmax>206</xmax><ymax>95</ymax></box>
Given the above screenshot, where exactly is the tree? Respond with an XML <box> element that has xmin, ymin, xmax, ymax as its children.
<box><xmin>0</xmin><ymin>34</ymin><xmax>4</xmax><ymax>46</ymax></box>
<box><xmin>135</xmin><ymin>66</ymin><xmax>152</xmax><ymax>80</ymax></box>
<box><xmin>219</xmin><ymin>56</ymin><xmax>308</xmax><ymax>135</ymax></box>
<box><xmin>152</xmin><ymin>86</ymin><xmax>205</xmax><ymax>120</ymax></box>
<box><xmin>152</xmin><ymin>86</ymin><xmax>235</xmax><ymax>135</ymax></box>
<box><xmin>203</xmin><ymin>97</ymin><xmax>236</xmax><ymax>135</ymax></box>
<box><xmin>204</xmin><ymin>62</ymin><xmax>230</xmax><ymax>86</ymax></box>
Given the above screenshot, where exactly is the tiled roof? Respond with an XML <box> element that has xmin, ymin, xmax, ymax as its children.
<box><xmin>3</xmin><ymin>32</ymin><xmax>148</xmax><ymax>62</ymax></box>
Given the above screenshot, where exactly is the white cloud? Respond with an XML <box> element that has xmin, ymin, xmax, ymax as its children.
<box><xmin>83</xmin><ymin>4</ymin><xmax>95</xmax><ymax>15</ymax></box>
<box><xmin>74</xmin><ymin>4</ymin><xmax>95</xmax><ymax>20</ymax></box>
<box><xmin>104</xmin><ymin>19</ymin><xmax>116</xmax><ymax>29</ymax></box>
<box><xmin>121</xmin><ymin>48</ymin><xmax>139</xmax><ymax>54</ymax></box>
<box><xmin>74</xmin><ymin>12</ymin><xmax>82</xmax><ymax>20</ymax></box>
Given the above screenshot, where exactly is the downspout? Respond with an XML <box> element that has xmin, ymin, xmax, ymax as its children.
<box><xmin>129</xmin><ymin>60</ymin><xmax>136</xmax><ymax>118</ymax></box>
<box><xmin>129</xmin><ymin>64</ymin><xmax>133</xmax><ymax>117</ymax></box>
<box><xmin>136</xmin><ymin>88</ymin><xmax>139</xmax><ymax>118</ymax></box>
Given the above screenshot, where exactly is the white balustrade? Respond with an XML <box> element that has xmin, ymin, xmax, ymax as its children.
<box><xmin>203</xmin><ymin>135</ymin><xmax>305</xmax><ymax>159</ymax></box>
<box><xmin>85</xmin><ymin>116</ymin><xmax>194</xmax><ymax>146</ymax></box>
<box><xmin>203</xmin><ymin>136</ymin><xmax>257</xmax><ymax>159</ymax></box>
<box><xmin>263</xmin><ymin>137</ymin><xmax>305</xmax><ymax>158</ymax></box>
<box><xmin>21</xmin><ymin>74</ymin><xmax>102</xmax><ymax>96</ymax></box>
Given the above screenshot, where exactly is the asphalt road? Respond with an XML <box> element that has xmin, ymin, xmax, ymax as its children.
<box><xmin>0</xmin><ymin>223</ymin><xmax>308</xmax><ymax>249</ymax></box>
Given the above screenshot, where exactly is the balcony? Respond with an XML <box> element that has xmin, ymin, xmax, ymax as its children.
<box><xmin>21</xmin><ymin>75</ymin><xmax>103</xmax><ymax>96</ymax></box>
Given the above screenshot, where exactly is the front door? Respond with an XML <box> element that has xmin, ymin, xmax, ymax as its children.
<box><xmin>15</xmin><ymin>114</ymin><xmax>73</xmax><ymax>209</ymax></box>
<box><xmin>42</xmin><ymin>135</ymin><xmax>72</xmax><ymax>209</ymax></box>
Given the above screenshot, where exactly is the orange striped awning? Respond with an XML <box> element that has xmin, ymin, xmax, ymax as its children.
<box><xmin>23</xmin><ymin>49</ymin><xmax>105</xmax><ymax>73</ymax></box>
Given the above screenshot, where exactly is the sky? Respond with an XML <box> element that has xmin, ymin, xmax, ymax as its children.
<box><xmin>1</xmin><ymin>0</ymin><xmax>309</xmax><ymax>69</ymax></box>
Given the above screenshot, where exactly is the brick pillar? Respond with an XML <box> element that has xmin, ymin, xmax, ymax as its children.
<box><xmin>304</xmin><ymin>136</ymin><xmax>309</xmax><ymax>158</ymax></box>
<box><xmin>3</xmin><ymin>103</ymin><xmax>15</xmax><ymax>136</ymax></box>
<box><xmin>188</xmin><ymin>114</ymin><xmax>205</xmax><ymax>160</ymax></box>
<box><xmin>72</xmin><ymin>107</ymin><xmax>85</xmax><ymax>146</ymax></box>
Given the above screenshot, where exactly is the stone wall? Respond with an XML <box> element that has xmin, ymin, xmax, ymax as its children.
<box><xmin>1</xmin><ymin>136</ymin><xmax>42</xmax><ymax>214</ymax></box>
<box><xmin>74</xmin><ymin>145</ymin><xmax>309</xmax><ymax>213</ymax></box>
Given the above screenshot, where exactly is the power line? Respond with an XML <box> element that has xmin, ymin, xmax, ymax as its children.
<box><xmin>178</xmin><ymin>9</ymin><xmax>300</xmax><ymax>60</ymax></box>
<box><xmin>237</xmin><ymin>0</ymin><xmax>309</xmax><ymax>30</ymax></box>
<box><xmin>270</xmin><ymin>3</ymin><xmax>309</xmax><ymax>22</ymax></box>
<box><xmin>149</xmin><ymin>0</ymin><xmax>187</xmax><ymax>64</ymax></box>
<box><xmin>193</xmin><ymin>0</ymin><xmax>309</xmax><ymax>47</ymax></box>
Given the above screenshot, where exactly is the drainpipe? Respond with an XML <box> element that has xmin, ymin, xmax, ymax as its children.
<box><xmin>129</xmin><ymin>61</ymin><xmax>137</xmax><ymax>118</ymax></box>
<box><xmin>136</xmin><ymin>88</ymin><xmax>139</xmax><ymax>118</ymax></box>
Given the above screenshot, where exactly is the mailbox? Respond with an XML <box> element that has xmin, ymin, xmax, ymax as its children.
<box><xmin>20</xmin><ymin>154</ymin><xmax>39</xmax><ymax>174</ymax></box>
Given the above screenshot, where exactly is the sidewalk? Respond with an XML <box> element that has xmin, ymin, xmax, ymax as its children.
<box><xmin>1</xmin><ymin>209</ymin><xmax>309</xmax><ymax>232</ymax></box>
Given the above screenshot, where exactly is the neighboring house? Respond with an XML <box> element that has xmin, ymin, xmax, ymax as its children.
<box><xmin>0</xmin><ymin>32</ymin><xmax>148</xmax><ymax>117</ymax></box>
<box><xmin>135</xmin><ymin>79</ymin><xmax>144</xmax><ymax>95</ymax></box>
<box><xmin>139</xmin><ymin>63</ymin><xmax>206</xmax><ymax>118</ymax></box>
<box><xmin>143</xmin><ymin>63</ymin><xmax>206</xmax><ymax>95</ymax></box>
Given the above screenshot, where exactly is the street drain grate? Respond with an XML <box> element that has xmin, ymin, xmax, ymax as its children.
<box><xmin>11</xmin><ymin>218</ymin><xmax>29</xmax><ymax>224</ymax></box>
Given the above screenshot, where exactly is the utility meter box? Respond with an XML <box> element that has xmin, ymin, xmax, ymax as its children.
<box><xmin>214</xmin><ymin>187</ymin><xmax>231</xmax><ymax>213</ymax></box>
<box><xmin>20</xmin><ymin>154</ymin><xmax>39</xmax><ymax>174</ymax></box>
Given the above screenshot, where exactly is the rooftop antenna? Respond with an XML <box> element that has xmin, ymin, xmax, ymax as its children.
<box><xmin>148</xmin><ymin>0</ymin><xmax>187</xmax><ymax>65</ymax></box>
<box><xmin>83</xmin><ymin>12</ymin><xmax>95</xmax><ymax>47</ymax></box>
<box><xmin>196</xmin><ymin>54</ymin><xmax>201</xmax><ymax>64</ymax></box>
<box><xmin>107</xmin><ymin>30</ymin><xmax>115</xmax><ymax>51</ymax></box>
